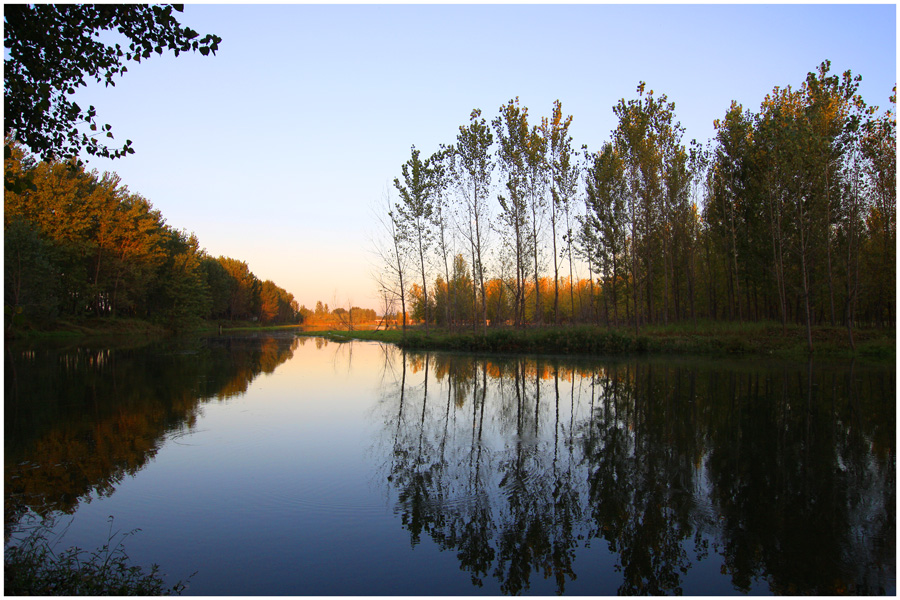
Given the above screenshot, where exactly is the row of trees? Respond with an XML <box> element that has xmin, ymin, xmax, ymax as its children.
<box><xmin>389</xmin><ymin>256</ymin><xmax>599</xmax><ymax>327</ymax></box>
<box><xmin>375</xmin><ymin>62</ymin><xmax>895</xmax><ymax>350</ymax></box>
<box><xmin>297</xmin><ymin>301</ymin><xmax>377</xmax><ymax>330</ymax></box>
<box><xmin>694</xmin><ymin>64</ymin><xmax>896</xmax><ymax>349</ymax></box>
<box><xmin>4</xmin><ymin>144</ymin><xmax>300</xmax><ymax>330</ymax></box>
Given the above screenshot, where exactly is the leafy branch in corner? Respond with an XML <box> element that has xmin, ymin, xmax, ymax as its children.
<box><xmin>4</xmin><ymin>4</ymin><xmax>222</xmax><ymax>162</ymax></box>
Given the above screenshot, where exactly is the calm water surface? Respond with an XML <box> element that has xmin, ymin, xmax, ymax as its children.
<box><xmin>5</xmin><ymin>333</ymin><xmax>895</xmax><ymax>595</ymax></box>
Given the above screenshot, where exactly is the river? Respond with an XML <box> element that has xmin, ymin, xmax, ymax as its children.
<box><xmin>4</xmin><ymin>333</ymin><xmax>895</xmax><ymax>594</ymax></box>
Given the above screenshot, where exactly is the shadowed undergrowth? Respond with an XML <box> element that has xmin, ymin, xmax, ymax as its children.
<box><xmin>304</xmin><ymin>321</ymin><xmax>894</xmax><ymax>360</ymax></box>
<box><xmin>5</xmin><ymin>517</ymin><xmax>193</xmax><ymax>596</ymax></box>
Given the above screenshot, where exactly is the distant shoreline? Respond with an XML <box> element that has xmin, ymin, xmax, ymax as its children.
<box><xmin>299</xmin><ymin>322</ymin><xmax>895</xmax><ymax>362</ymax></box>
<box><xmin>8</xmin><ymin>318</ymin><xmax>893</xmax><ymax>362</ymax></box>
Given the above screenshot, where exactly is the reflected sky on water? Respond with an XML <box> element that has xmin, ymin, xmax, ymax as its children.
<box><xmin>5</xmin><ymin>334</ymin><xmax>895</xmax><ymax>595</ymax></box>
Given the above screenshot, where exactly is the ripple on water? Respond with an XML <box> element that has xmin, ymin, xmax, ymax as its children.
<box><xmin>252</xmin><ymin>477</ymin><xmax>388</xmax><ymax>523</ymax></box>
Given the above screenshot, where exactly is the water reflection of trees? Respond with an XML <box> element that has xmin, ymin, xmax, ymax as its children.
<box><xmin>5</xmin><ymin>334</ymin><xmax>299</xmax><ymax>531</ymax></box>
<box><xmin>376</xmin><ymin>351</ymin><xmax>895</xmax><ymax>595</ymax></box>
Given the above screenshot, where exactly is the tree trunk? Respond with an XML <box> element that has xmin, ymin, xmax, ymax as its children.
<box><xmin>798</xmin><ymin>203</ymin><xmax>814</xmax><ymax>353</ymax></box>
<box><xmin>552</xmin><ymin>207</ymin><xmax>559</xmax><ymax>325</ymax></box>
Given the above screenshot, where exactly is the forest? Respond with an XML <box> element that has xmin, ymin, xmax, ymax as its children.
<box><xmin>376</xmin><ymin>61</ymin><xmax>895</xmax><ymax>351</ymax></box>
<box><xmin>4</xmin><ymin>145</ymin><xmax>300</xmax><ymax>331</ymax></box>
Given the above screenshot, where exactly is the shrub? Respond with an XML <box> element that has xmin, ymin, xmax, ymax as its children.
<box><xmin>604</xmin><ymin>331</ymin><xmax>631</xmax><ymax>354</ymax></box>
<box><xmin>5</xmin><ymin>517</ymin><xmax>192</xmax><ymax>596</ymax></box>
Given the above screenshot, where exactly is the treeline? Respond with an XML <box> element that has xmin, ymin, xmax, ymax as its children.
<box><xmin>375</xmin><ymin>61</ymin><xmax>895</xmax><ymax>351</ymax></box>
<box><xmin>298</xmin><ymin>301</ymin><xmax>378</xmax><ymax>330</ymax></box>
<box><xmin>4</xmin><ymin>145</ymin><xmax>300</xmax><ymax>331</ymax></box>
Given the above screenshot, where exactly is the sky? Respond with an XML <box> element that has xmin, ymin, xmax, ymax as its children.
<box><xmin>68</xmin><ymin>3</ymin><xmax>897</xmax><ymax>311</ymax></box>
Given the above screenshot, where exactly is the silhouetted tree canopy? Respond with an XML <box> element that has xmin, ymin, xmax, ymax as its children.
<box><xmin>4</xmin><ymin>4</ymin><xmax>221</xmax><ymax>161</ymax></box>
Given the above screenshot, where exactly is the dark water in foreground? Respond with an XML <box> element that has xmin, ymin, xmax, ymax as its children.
<box><xmin>5</xmin><ymin>333</ymin><xmax>895</xmax><ymax>595</ymax></box>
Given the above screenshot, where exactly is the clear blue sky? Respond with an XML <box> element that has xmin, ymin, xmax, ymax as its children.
<box><xmin>72</xmin><ymin>3</ymin><xmax>897</xmax><ymax>311</ymax></box>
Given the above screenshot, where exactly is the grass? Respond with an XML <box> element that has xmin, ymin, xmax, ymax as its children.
<box><xmin>9</xmin><ymin>316</ymin><xmax>168</xmax><ymax>339</ymax></box>
<box><xmin>6</xmin><ymin>317</ymin><xmax>304</xmax><ymax>340</ymax></box>
<box><xmin>196</xmin><ymin>321</ymin><xmax>302</xmax><ymax>333</ymax></box>
<box><xmin>301</xmin><ymin>321</ymin><xmax>894</xmax><ymax>361</ymax></box>
<box><xmin>5</xmin><ymin>516</ymin><xmax>193</xmax><ymax>596</ymax></box>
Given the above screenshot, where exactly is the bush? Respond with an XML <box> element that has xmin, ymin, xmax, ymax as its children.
<box><xmin>603</xmin><ymin>330</ymin><xmax>632</xmax><ymax>354</ymax></box>
<box><xmin>5</xmin><ymin>516</ymin><xmax>192</xmax><ymax>596</ymax></box>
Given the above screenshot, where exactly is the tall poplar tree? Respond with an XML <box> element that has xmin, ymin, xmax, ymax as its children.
<box><xmin>493</xmin><ymin>98</ymin><xmax>532</xmax><ymax>327</ymax></box>
<box><xmin>431</xmin><ymin>145</ymin><xmax>456</xmax><ymax>329</ymax></box>
<box><xmin>373</xmin><ymin>185</ymin><xmax>410</xmax><ymax>332</ymax></box>
<box><xmin>544</xmin><ymin>100</ymin><xmax>579</xmax><ymax>324</ymax></box>
<box><xmin>584</xmin><ymin>142</ymin><xmax>627</xmax><ymax>328</ymax></box>
<box><xmin>860</xmin><ymin>89</ymin><xmax>896</xmax><ymax>327</ymax></box>
<box><xmin>523</xmin><ymin>121</ymin><xmax>548</xmax><ymax>324</ymax></box>
<box><xmin>453</xmin><ymin>109</ymin><xmax>494</xmax><ymax>334</ymax></box>
<box><xmin>394</xmin><ymin>145</ymin><xmax>437</xmax><ymax>333</ymax></box>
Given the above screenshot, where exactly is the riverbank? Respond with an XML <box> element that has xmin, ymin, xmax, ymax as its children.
<box><xmin>9</xmin><ymin>318</ymin><xmax>893</xmax><ymax>361</ymax></box>
<box><xmin>303</xmin><ymin>321</ymin><xmax>895</xmax><ymax>361</ymax></box>
<box><xmin>4</xmin><ymin>317</ymin><xmax>302</xmax><ymax>341</ymax></box>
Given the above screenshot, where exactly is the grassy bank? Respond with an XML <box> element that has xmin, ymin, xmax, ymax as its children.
<box><xmin>302</xmin><ymin>321</ymin><xmax>895</xmax><ymax>361</ymax></box>
<box><xmin>6</xmin><ymin>316</ymin><xmax>169</xmax><ymax>340</ymax></box>
<box><xmin>5</xmin><ymin>317</ymin><xmax>302</xmax><ymax>340</ymax></box>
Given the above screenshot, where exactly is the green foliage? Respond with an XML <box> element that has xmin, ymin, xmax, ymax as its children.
<box><xmin>3</xmin><ymin>143</ymin><xmax>298</xmax><ymax>333</ymax></box>
<box><xmin>259</xmin><ymin>280</ymin><xmax>299</xmax><ymax>324</ymax></box>
<box><xmin>385</xmin><ymin>63</ymin><xmax>894</xmax><ymax>351</ymax></box>
<box><xmin>5</xmin><ymin>517</ymin><xmax>192</xmax><ymax>595</ymax></box>
<box><xmin>4</xmin><ymin>4</ymin><xmax>221</xmax><ymax>161</ymax></box>
<box><xmin>4</xmin><ymin>218</ymin><xmax>60</xmax><ymax>327</ymax></box>
<box><xmin>394</xmin><ymin>145</ymin><xmax>440</xmax><ymax>332</ymax></box>
<box><xmin>152</xmin><ymin>230</ymin><xmax>210</xmax><ymax>331</ymax></box>
<box><xmin>216</xmin><ymin>257</ymin><xmax>261</xmax><ymax>321</ymax></box>
<box><xmin>326</xmin><ymin>322</ymin><xmax>892</xmax><ymax>361</ymax></box>
<box><xmin>200</xmin><ymin>257</ymin><xmax>232</xmax><ymax>319</ymax></box>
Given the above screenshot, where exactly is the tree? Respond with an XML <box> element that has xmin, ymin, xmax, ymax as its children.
<box><xmin>217</xmin><ymin>257</ymin><xmax>260</xmax><ymax>321</ymax></box>
<box><xmin>802</xmin><ymin>62</ymin><xmax>866</xmax><ymax>328</ymax></box>
<box><xmin>394</xmin><ymin>146</ymin><xmax>438</xmax><ymax>333</ymax></box>
<box><xmin>573</xmin><ymin>214</ymin><xmax>602</xmax><ymax>323</ymax></box>
<box><xmin>4</xmin><ymin>218</ymin><xmax>59</xmax><ymax>328</ymax></box>
<box><xmin>3</xmin><ymin>139</ymin><xmax>300</xmax><ymax>331</ymax></box>
<box><xmin>4</xmin><ymin>4</ymin><xmax>221</xmax><ymax>161</ymax></box>
<box><xmin>430</xmin><ymin>145</ymin><xmax>456</xmax><ymax>329</ymax></box>
<box><xmin>681</xmin><ymin>140</ymin><xmax>708</xmax><ymax>325</ymax></box>
<box><xmin>152</xmin><ymin>229</ymin><xmax>209</xmax><ymax>330</ymax></box>
<box><xmin>332</xmin><ymin>299</ymin><xmax>355</xmax><ymax>331</ymax></box>
<box><xmin>373</xmin><ymin>185</ymin><xmax>410</xmax><ymax>332</ymax></box>
<box><xmin>543</xmin><ymin>101</ymin><xmax>579</xmax><ymax>324</ymax></box>
<box><xmin>611</xmin><ymin>83</ymin><xmax>685</xmax><ymax>329</ymax></box>
<box><xmin>859</xmin><ymin>88</ymin><xmax>895</xmax><ymax>328</ymax></box>
<box><xmin>709</xmin><ymin>102</ymin><xmax>753</xmax><ymax>322</ymax></box>
<box><xmin>259</xmin><ymin>280</ymin><xmax>297</xmax><ymax>324</ymax></box>
<box><xmin>523</xmin><ymin>119</ymin><xmax>548</xmax><ymax>325</ymax></box>
<box><xmin>453</xmin><ymin>109</ymin><xmax>494</xmax><ymax>334</ymax></box>
<box><xmin>755</xmin><ymin>91</ymin><xmax>794</xmax><ymax>329</ymax></box>
<box><xmin>493</xmin><ymin>98</ymin><xmax>533</xmax><ymax>327</ymax></box>
<box><xmin>200</xmin><ymin>256</ymin><xmax>232</xmax><ymax>319</ymax></box>
<box><xmin>584</xmin><ymin>142</ymin><xmax>628</xmax><ymax>328</ymax></box>
<box><xmin>449</xmin><ymin>254</ymin><xmax>475</xmax><ymax>325</ymax></box>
